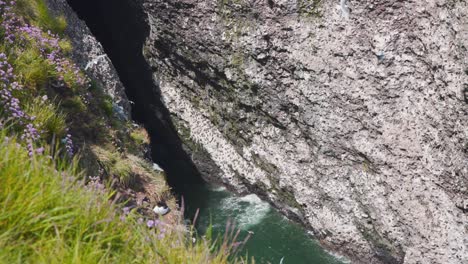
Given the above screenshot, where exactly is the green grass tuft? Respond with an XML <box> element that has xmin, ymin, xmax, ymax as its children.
<box><xmin>25</xmin><ymin>97</ymin><xmax>68</xmax><ymax>140</ymax></box>
<box><xmin>62</xmin><ymin>96</ymin><xmax>87</xmax><ymax>113</ymax></box>
<box><xmin>130</xmin><ymin>127</ymin><xmax>150</xmax><ymax>146</ymax></box>
<box><xmin>100</xmin><ymin>97</ymin><xmax>114</xmax><ymax>117</ymax></box>
<box><xmin>12</xmin><ymin>47</ymin><xmax>56</xmax><ymax>88</ymax></box>
<box><xmin>16</xmin><ymin>0</ymin><xmax>68</xmax><ymax>34</ymax></box>
<box><xmin>92</xmin><ymin>146</ymin><xmax>134</xmax><ymax>187</ymax></box>
<box><xmin>58</xmin><ymin>39</ymin><xmax>73</xmax><ymax>55</ymax></box>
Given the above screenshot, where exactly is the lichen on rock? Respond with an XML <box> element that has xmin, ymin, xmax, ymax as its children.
<box><xmin>137</xmin><ymin>0</ymin><xmax>468</xmax><ymax>263</ymax></box>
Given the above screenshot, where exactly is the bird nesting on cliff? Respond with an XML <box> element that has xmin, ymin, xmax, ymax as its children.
<box><xmin>153</xmin><ymin>200</ymin><xmax>170</xmax><ymax>215</ymax></box>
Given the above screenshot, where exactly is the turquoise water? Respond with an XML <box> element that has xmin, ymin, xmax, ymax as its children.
<box><xmin>183</xmin><ymin>183</ymin><xmax>345</xmax><ymax>264</ymax></box>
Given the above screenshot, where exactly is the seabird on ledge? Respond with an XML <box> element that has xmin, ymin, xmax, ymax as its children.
<box><xmin>153</xmin><ymin>200</ymin><xmax>170</xmax><ymax>215</ymax></box>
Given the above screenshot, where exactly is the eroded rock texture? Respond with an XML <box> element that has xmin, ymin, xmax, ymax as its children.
<box><xmin>138</xmin><ymin>0</ymin><xmax>468</xmax><ymax>263</ymax></box>
<box><xmin>47</xmin><ymin>0</ymin><xmax>131</xmax><ymax>119</ymax></box>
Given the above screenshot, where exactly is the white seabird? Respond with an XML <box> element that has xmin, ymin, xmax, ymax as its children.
<box><xmin>153</xmin><ymin>201</ymin><xmax>170</xmax><ymax>215</ymax></box>
<box><xmin>152</xmin><ymin>163</ymin><xmax>164</xmax><ymax>172</ymax></box>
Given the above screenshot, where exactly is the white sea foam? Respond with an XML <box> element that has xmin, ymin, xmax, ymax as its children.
<box><xmin>325</xmin><ymin>249</ymin><xmax>352</xmax><ymax>264</ymax></box>
<box><xmin>220</xmin><ymin>194</ymin><xmax>271</xmax><ymax>229</ymax></box>
<box><xmin>209</xmin><ymin>185</ymin><xmax>227</xmax><ymax>192</ymax></box>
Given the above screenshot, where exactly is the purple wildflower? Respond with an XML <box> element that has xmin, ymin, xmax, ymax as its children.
<box><xmin>0</xmin><ymin>51</ymin><xmax>41</xmax><ymax>155</ymax></box>
<box><xmin>61</xmin><ymin>133</ymin><xmax>74</xmax><ymax>157</ymax></box>
<box><xmin>1</xmin><ymin>0</ymin><xmax>86</xmax><ymax>87</ymax></box>
<box><xmin>146</xmin><ymin>220</ymin><xmax>155</xmax><ymax>228</ymax></box>
<box><xmin>36</xmin><ymin>147</ymin><xmax>45</xmax><ymax>154</ymax></box>
<box><xmin>0</xmin><ymin>0</ymin><xmax>88</xmax><ymax>158</ymax></box>
<box><xmin>153</xmin><ymin>219</ymin><xmax>161</xmax><ymax>227</ymax></box>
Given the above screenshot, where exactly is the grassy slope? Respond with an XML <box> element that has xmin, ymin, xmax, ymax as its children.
<box><xmin>0</xmin><ymin>134</ymin><xmax>240</xmax><ymax>263</ymax></box>
<box><xmin>0</xmin><ymin>0</ymin><xmax>249</xmax><ymax>263</ymax></box>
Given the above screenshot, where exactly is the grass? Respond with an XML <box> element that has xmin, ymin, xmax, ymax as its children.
<box><xmin>25</xmin><ymin>97</ymin><xmax>68</xmax><ymax>141</ymax></box>
<box><xmin>126</xmin><ymin>126</ymin><xmax>151</xmax><ymax>154</ymax></box>
<box><xmin>100</xmin><ymin>96</ymin><xmax>114</xmax><ymax>117</ymax></box>
<box><xmin>12</xmin><ymin>46</ymin><xmax>56</xmax><ymax>88</ymax></box>
<box><xmin>16</xmin><ymin>0</ymin><xmax>67</xmax><ymax>34</ymax></box>
<box><xmin>58</xmin><ymin>39</ymin><xmax>72</xmax><ymax>55</ymax></box>
<box><xmin>0</xmin><ymin>135</ymin><xmax>248</xmax><ymax>263</ymax></box>
<box><xmin>92</xmin><ymin>146</ymin><xmax>134</xmax><ymax>187</ymax></box>
<box><xmin>130</xmin><ymin>127</ymin><xmax>150</xmax><ymax>146</ymax></box>
<box><xmin>61</xmin><ymin>96</ymin><xmax>87</xmax><ymax>114</ymax></box>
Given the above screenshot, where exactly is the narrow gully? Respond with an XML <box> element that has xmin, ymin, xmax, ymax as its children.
<box><xmin>65</xmin><ymin>0</ymin><xmax>205</xmax><ymax>198</ymax></box>
<box><xmin>66</xmin><ymin>1</ymin><xmax>345</xmax><ymax>263</ymax></box>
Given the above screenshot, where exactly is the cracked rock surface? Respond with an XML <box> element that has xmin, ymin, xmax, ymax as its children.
<box><xmin>139</xmin><ymin>0</ymin><xmax>468</xmax><ymax>263</ymax></box>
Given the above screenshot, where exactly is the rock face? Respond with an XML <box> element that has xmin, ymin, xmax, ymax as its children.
<box><xmin>138</xmin><ymin>0</ymin><xmax>468</xmax><ymax>263</ymax></box>
<box><xmin>57</xmin><ymin>0</ymin><xmax>467</xmax><ymax>262</ymax></box>
<box><xmin>46</xmin><ymin>0</ymin><xmax>130</xmax><ymax>119</ymax></box>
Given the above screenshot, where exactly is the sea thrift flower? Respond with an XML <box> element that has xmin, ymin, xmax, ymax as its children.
<box><xmin>153</xmin><ymin>219</ymin><xmax>161</xmax><ymax>227</ymax></box>
<box><xmin>36</xmin><ymin>147</ymin><xmax>45</xmax><ymax>154</ymax></box>
<box><xmin>146</xmin><ymin>220</ymin><xmax>155</xmax><ymax>228</ymax></box>
<box><xmin>22</xmin><ymin>124</ymin><xmax>40</xmax><ymax>156</ymax></box>
<box><xmin>0</xmin><ymin>52</ymin><xmax>41</xmax><ymax>155</ymax></box>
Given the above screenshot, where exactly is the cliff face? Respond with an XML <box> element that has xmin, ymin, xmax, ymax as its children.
<box><xmin>138</xmin><ymin>0</ymin><xmax>468</xmax><ymax>263</ymax></box>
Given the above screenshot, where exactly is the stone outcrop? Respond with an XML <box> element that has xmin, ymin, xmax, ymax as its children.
<box><xmin>47</xmin><ymin>0</ymin><xmax>130</xmax><ymax>119</ymax></box>
<box><xmin>138</xmin><ymin>0</ymin><xmax>468</xmax><ymax>263</ymax></box>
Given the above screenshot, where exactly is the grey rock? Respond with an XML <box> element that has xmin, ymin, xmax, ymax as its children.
<box><xmin>138</xmin><ymin>0</ymin><xmax>468</xmax><ymax>263</ymax></box>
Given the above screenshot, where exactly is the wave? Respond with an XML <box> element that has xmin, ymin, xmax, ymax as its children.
<box><xmin>219</xmin><ymin>194</ymin><xmax>271</xmax><ymax>229</ymax></box>
<box><xmin>209</xmin><ymin>185</ymin><xmax>227</xmax><ymax>192</ymax></box>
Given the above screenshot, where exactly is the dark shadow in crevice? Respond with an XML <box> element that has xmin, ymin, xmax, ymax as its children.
<box><xmin>66</xmin><ymin>0</ymin><xmax>205</xmax><ymax>202</ymax></box>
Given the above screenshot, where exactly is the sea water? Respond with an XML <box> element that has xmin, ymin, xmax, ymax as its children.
<box><xmin>182</xmin><ymin>183</ymin><xmax>345</xmax><ymax>264</ymax></box>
